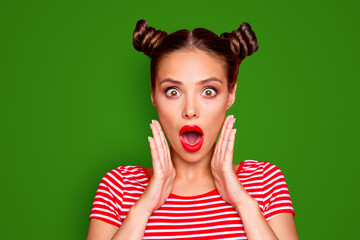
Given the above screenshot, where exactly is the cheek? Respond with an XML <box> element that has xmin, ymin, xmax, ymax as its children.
<box><xmin>156</xmin><ymin>97</ymin><xmax>179</xmax><ymax>122</ymax></box>
<box><xmin>203</xmin><ymin>103</ymin><xmax>227</xmax><ymax>140</ymax></box>
<box><xmin>156</xmin><ymin>100</ymin><xmax>180</xmax><ymax>141</ymax></box>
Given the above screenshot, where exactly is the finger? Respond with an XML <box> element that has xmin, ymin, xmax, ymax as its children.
<box><xmin>219</xmin><ymin>115</ymin><xmax>233</xmax><ymax>142</ymax></box>
<box><xmin>151</xmin><ymin>122</ymin><xmax>165</xmax><ymax>161</ymax></box>
<box><xmin>148</xmin><ymin>136</ymin><xmax>160</xmax><ymax>168</ymax></box>
<box><xmin>215</xmin><ymin>115</ymin><xmax>233</xmax><ymax>156</ymax></box>
<box><xmin>220</xmin><ymin>117</ymin><xmax>235</xmax><ymax>153</ymax></box>
<box><xmin>152</xmin><ymin>121</ymin><xmax>167</xmax><ymax>163</ymax></box>
<box><xmin>155</xmin><ymin>120</ymin><xmax>173</xmax><ymax>171</ymax></box>
<box><xmin>224</xmin><ymin>129</ymin><xmax>236</xmax><ymax>162</ymax></box>
<box><xmin>220</xmin><ymin>117</ymin><xmax>236</xmax><ymax>160</ymax></box>
<box><xmin>158</xmin><ymin>122</ymin><xmax>170</xmax><ymax>156</ymax></box>
<box><xmin>153</xmin><ymin>120</ymin><xmax>170</xmax><ymax>161</ymax></box>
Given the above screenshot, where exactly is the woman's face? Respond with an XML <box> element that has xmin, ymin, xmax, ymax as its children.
<box><xmin>151</xmin><ymin>49</ymin><xmax>237</xmax><ymax>162</ymax></box>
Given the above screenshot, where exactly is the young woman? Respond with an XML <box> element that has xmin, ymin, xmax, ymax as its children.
<box><xmin>86</xmin><ymin>19</ymin><xmax>298</xmax><ymax>240</ymax></box>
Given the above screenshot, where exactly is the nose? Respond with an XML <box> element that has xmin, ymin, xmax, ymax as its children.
<box><xmin>182</xmin><ymin>95</ymin><xmax>199</xmax><ymax>119</ymax></box>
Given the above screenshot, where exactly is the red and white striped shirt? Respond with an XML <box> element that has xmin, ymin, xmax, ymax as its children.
<box><xmin>89</xmin><ymin>160</ymin><xmax>295</xmax><ymax>239</ymax></box>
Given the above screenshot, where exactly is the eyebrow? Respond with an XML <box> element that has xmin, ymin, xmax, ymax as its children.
<box><xmin>159</xmin><ymin>77</ymin><xmax>223</xmax><ymax>86</ymax></box>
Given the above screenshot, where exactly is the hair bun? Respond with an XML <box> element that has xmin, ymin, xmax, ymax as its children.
<box><xmin>220</xmin><ymin>22</ymin><xmax>259</xmax><ymax>63</ymax></box>
<box><xmin>132</xmin><ymin>19</ymin><xmax>168</xmax><ymax>58</ymax></box>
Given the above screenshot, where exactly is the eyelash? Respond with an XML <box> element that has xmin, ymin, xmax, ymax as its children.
<box><xmin>164</xmin><ymin>87</ymin><xmax>218</xmax><ymax>98</ymax></box>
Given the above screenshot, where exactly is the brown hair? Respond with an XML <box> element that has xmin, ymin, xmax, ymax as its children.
<box><xmin>132</xmin><ymin>19</ymin><xmax>258</xmax><ymax>92</ymax></box>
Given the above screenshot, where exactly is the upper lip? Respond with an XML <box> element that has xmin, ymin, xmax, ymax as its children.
<box><xmin>179</xmin><ymin>125</ymin><xmax>204</xmax><ymax>136</ymax></box>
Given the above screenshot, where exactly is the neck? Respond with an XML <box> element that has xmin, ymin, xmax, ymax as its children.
<box><xmin>170</xmin><ymin>143</ymin><xmax>216</xmax><ymax>180</ymax></box>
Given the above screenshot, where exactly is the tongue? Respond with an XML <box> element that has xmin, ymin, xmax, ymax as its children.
<box><xmin>182</xmin><ymin>131</ymin><xmax>202</xmax><ymax>144</ymax></box>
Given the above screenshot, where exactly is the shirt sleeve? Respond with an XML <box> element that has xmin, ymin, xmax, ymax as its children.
<box><xmin>89</xmin><ymin>169</ymin><xmax>124</xmax><ymax>228</ymax></box>
<box><xmin>262</xmin><ymin>162</ymin><xmax>295</xmax><ymax>221</ymax></box>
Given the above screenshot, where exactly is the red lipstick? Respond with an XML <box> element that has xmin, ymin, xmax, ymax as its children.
<box><xmin>179</xmin><ymin>125</ymin><xmax>204</xmax><ymax>152</ymax></box>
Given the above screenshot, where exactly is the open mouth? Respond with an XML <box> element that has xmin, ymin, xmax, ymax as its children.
<box><xmin>179</xmin><ymin>125</ymin><xmax>204</xmax><ymax>152</ymax></box>
<box><xmin>180</xmin><ymin>131</ymin><xmax>203</xmax><ymax>145</ymax></box>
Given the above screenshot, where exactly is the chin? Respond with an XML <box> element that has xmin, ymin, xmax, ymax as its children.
<box><xmin>171</xmin><ymin>140</ymin><xmax>215</xmax><ymax>163</ymax></box>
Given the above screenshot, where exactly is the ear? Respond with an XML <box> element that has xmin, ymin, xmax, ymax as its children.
<box><xmin>150</xmin><ymin>82</ymin><xmax>156</xmax><ymax>108</ymax></box>
<box><xmin>226</xmin><ymin>82</ymin><xmax>237</xmax><ymax>110</ymax></box>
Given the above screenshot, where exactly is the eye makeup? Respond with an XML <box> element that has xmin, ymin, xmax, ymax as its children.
<box><xmin>164</xmin><ymin>86</ymin><xmax>220</xmax><ymax>98</ymax></box>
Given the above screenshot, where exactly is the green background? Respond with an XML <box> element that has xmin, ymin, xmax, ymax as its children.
<box><xmin>1</xmin><ymin>0</ymin><xmax>359</xmax><ymax>239</ymax></box>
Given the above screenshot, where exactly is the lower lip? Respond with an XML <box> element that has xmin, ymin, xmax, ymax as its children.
<box><xmin>179</xmin><ymin>135</ymin><xmax>204</xmax><ymax>152</ymax></box>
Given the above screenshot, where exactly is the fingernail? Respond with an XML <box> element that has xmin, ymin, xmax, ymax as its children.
<box><xmin>234</xmin><ymin>129</ymin><xmax>237</xmax><ymax>134</ymax></box>
<box><xmin>148</xmin><ymin>136</ymin><xmax>151</xmax><ymax>142</ymax></box>
<box><xmin>150</xmin><ymin>123</ymin><xmax>153</xmax><ymax>130</ymax></box>
<box><xmin>151</xmin><ymin>120</ymin><xmax>155</xmax><ymax>124</ymax></box>
<box><xmin>233</xmin><ymin>118</ymin><xmax>236</xmax><ymax>124</ymax></box>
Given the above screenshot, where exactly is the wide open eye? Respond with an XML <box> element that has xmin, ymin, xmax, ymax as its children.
<box><xmin>201</xmin><ymin>87</ymin><xmax>217</xmax><ymax>97</ymax></box>
<box><xmin>165</xmin><ymin>87</ymin><xmax>180</xmax><ymax>97</ymax></box>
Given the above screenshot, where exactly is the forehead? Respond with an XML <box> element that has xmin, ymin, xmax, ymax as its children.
<box><xmin>155</xmin><ymin>50</ymin><xmax>227</xmax><ymax>84</ymax></box>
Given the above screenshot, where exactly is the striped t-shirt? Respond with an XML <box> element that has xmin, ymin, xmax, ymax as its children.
<box><xmin>89</xmin><ymin>160</ymin><xmax>295</xmax><ymax>239</ymax></box>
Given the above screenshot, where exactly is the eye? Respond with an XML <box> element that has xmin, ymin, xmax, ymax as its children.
<box><xmin>165</xmin><ymin>87</ymin><xmax>181</xmax><ymax>97</ymax></box>
<box><xmin>202</xmin><ymin>87</ymin><xmax>217</xmax><ymax>97</ymax></box>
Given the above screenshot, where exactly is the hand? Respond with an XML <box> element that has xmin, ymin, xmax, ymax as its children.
<box><xmin>211</xmin><ymin>115</ymin><xmax>247</xmax><ymax>206</ymax></box>
<box><xmin>139</xmin><ymin>119</ymin><xmax>176</xmax><ymax>214</ymax></box>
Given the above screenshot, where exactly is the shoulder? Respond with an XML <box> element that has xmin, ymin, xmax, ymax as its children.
<box><xmin>100</xmin><ymin>165</ymin><xmax>149</xmax><ymax>186</ymax></box>
<box><xmin>104</xmin><ymin>165</ymin><xmax>147</xmax><ymax>176</ymax></box>
<box><xmin>241</xmin><ymin>160</ymin><xmax>290</xmax><ymax>194</ymax></box>
<box><xmin>238</xmin><ymin>160</ymin><xmax>284</xmax><ymax>178</ymax></box>
<box><xmin>240</xmin><ymin>160</ymin><xmax>282</xmax><ymax>171</ymax></box>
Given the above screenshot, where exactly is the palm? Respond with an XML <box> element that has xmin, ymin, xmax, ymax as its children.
<box><xmin>211</xmin><ymin>115</ymin><xmax>242</xmax><ymax>205</ymax></box>
<box><xmin>143</xmin><ymin>120</ymin><xmax>175</xmax><ymax>212</ymax></box>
